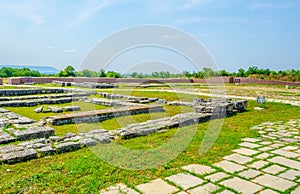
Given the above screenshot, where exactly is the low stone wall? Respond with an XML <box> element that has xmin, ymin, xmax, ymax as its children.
<box><xmin>7</xmin><ymin>77</ymin><xmax>231</xmax><ymax>85</ymax></box>
<box><xmin>88</xmin><ymin>98</ymin><xmax>140</xmax><ymax>107</ymax></box>
<box><xmin>0</xmin><ymin>97</ymin><xmax>86</xmax><ymax>107</ymax></box>
<box><xmin>46</xmin><ymin>105</ymin><xmax>165</xmax><ymax>125</ymax></box>
<box><xmin>112</xmin><ymin>112</ymin><xmax>212</xmax><ymax>139</ymax></box>
<box><xmin>0</xmin><ymin>129</ymin><xmax>112</xmax><ymax>164</ymax></box>
<box><xmin>235</xmin><ymin>77</ymin><xmax>300</xmax><ymax>86</ymax></box>
<box><xmin>0</xmin><ymin>108</ymin><xmax>35</xmax><ymax>126</ymax></box>
<box><xmin>8</xmin><ymin>76</ymin><xmax>300</xmax><ymax>86</ymax></box>
<box><xmin>0</xmin><ymin>93</ymin><xmax>90</xmax><ymax>101</ymax></box>
<box><xmin>98</xmin><ymin>92</ymin><xmax>159</xmax><ymax>104</ymax></box>
<box><xmin>53</xmin><ymin>81</ymin><xmax>118</xmax><ymax>88</ymax></box>
<box><xmin>0</xmin><ymin>89</ymin><xmax>65</xmax><ymax>96</ymax></box>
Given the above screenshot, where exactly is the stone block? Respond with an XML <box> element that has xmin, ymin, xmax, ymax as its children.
<box><xmin>220</xmin><ymin>177</ymin><xmax>262</xmax><ymax>194</ymax></box>
<box><xmin>11</xmin><ymin>126</ymin><xmax>55</xmax><ymax>141</ymax></box>
<box><xmin>166</xmin><ymin>173</ymin><xmax>203</xmax><ymax>190</ymax></box>
<box><xmin>64</xmin><ymin>106</ymin><xmax>81</xmax><ymax>111</ymax></box>
<box><xmin>34</xmin><ymin>106</ymin><xmax>43</xmax><ymax>113</ymax></box>
<box><xmin>36</xmin><ymin>145</ymin><xmax>56</xmax><ymax>156</ymax></box>
<box><xmin>213</xmin><ymin>160</ymin><xmax>246</xmax><ymax>173</ymax></box>
<box><xmin>253</xmin><ymin>174</ymin><xmax>296</xmax><ymax>192</ymax></box>
<box><xmin>79</xmin><ymin>138</ymin><xmax>97</xmax><ymax>147</ymax></box>
<box><xmin>0</xmin><ymin>131</ymin><xmax>16</xmax><ymax>144</ymax></box>
<box><xmin>55</xmin><ymin>142</ymin><xmax>81</xmax><ymax>153</ymax></box>
<box><xmin>136</xmin><ymin>178</ymin><xmax>178</xmax><ymax>194</ymax></box>
<box><xmin>0</xmin><ymin>148</ymin><xmax>37</xmax><ymax>164</ymax></box>
<box><xmin>182</xmin><ymin>164</ymin><xmax>215</xmax><ymax>175</ymax></box>
<box><xmin>92</xmin><ymin>134</ymin><xmax>111</xmax><ymax>144</ymax></box>
<box><xmin>188</xmin><ymin>183</ymin><xmax>219</xmax><ymax>194</ymax></box>
<box><xmin>205</xmin><ymin>172</ymin><xmax>228</xmax><ymax>182</ymax></box>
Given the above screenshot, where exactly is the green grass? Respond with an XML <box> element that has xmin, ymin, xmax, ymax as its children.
<box><xmin>0</xmin><ymin>96</ymin><xmax>299</xmax><ymax>193</ymax></box>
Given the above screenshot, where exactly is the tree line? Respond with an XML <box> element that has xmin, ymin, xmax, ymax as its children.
<box><xmin>1</xmin><ymin>65</ymin><xmax>300</xmax><ymax>82</ymax></box>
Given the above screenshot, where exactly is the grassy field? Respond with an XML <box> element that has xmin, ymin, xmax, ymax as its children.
<box><xmin>0</xmin><ymin>87</ymin><xmax>300</xmax><ymax>193</ymax></box>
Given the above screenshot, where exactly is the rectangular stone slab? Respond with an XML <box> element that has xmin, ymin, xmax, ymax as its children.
<box><xmin>0</xmin><ymin>131</ymin><xmax>16</xmax><ymax>144</ymax></box>
<box><xmin>0</xmin><ymin>148</ymin><xmax>37</xmax><ymax>164</ymax></box>
<box><xmin>10</xmin><ymin>126</ymin><xmax>55</xmax><ymax>141</ymax></box>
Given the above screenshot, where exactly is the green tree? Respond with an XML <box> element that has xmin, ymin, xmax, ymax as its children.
<box><xmin>58</xmin><ymin>65</ymin><xmax>76</xmax><ymax>77</ymax></box>
<box><xmin>98</xmin><ymin>69</ymin><xmax>106</xmax><ymax>77</ymax></box>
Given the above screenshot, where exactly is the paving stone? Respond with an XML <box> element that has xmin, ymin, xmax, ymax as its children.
<box><xmin>253</xmin><ymin>174</ymin><xmax>296</xmax><ymax>192</ymax></box>
<box><xmin>205</xmin><ymin>172</ymin><xmax>228</xmax><ymax>182</ymax></box>
<box><xmin>242</xmin><ymin>138</ymin><xmax>260</xmax><ymax>142</ymax></box>
<box><xmin>248</xmin><ymin>160</ymin><xmax>269</xmax><ymax>169</ymax></box>
<box><xmin>166</xmin><ymin>173</ymin><xmax>203</xmax><ymax>190</ymax></box>
<box><xmin>182</xmin><ymin>164</ymin><xmax>215</xmax><ymax>175</ymax></box>
<box><xmin>281</xmin><ymin>146</ymin><xmax>299</xmax><ymax>151</ymax></box>
<box><xmin>291</xmin><ymin>186</ymin><xmax>300</xmax><ymax>194</ymax></box>
<box><xmin>262</xmin><ymin>164</ymin><xmax>286</xmax><ymax>175</ymax></box>
<box><xmin>258</xmin><ymin>146</ymin><xmax>273</xmax><ymax>152</ymax></box>
<box><xmin>279</xmin><ymin>169</ymin><xmax>300</xmax><ymax>180</ymax></box>
<box><xmin>136</xmin><ymin>178</ymin><xmax>178</xmax><ymax>194</ymax></box>
<box><xmin>259</xmin><ymin>189</ymin><xmax>279</xmax><ymax>194</ymax></box>
<box><xmin>220</xmin><ymin>177</ymin><xmax>262</xmax><ymax>194</ymax></box>
<box><xmin>238</xmin><ymin>169</ymin><xmax>261</xmax><ymax>179</ymax></box>
<box><xmin>233</xmin><ymin>148</ymin><xmax>259</xmax><ymax>156</ymax></box>
<box><xmin>268</xmin><ymin>156</ymin><xmax>300</xmax><ymax>170</ymax></box>
<box><xmin>223</xmin><ymin>153</ymin><xmax>253</xmax><ymax>164</ymax></box>
<box><xmin>188</xmin><ymin>183</ymin><xmax>219</xmax><ymax>194</ymax></box>
<box><xmin>255</xmin><ymin>153</ymin><xmax>272</xmax><ymax>159</ymax></box>
<box><xmin>100</xmin><ymin>183</ymin><xmax>138</xmax><ymax>194</ymax></box>
<box><xmin>239</xmin><ymin>142</ymin><xmax>260</xmax><ymax>149</ymax></box>
<box><xmin>217</xmin><ymin>190</ymin><xmax>235</xmax><ymax>194</ymax></box>
<box><xmin>271</xmin><ymin>149</ymin><xmax>300</xmax><ymax>158</ymax></box>
<box><xmin>213</xmin><ymin>160</ymin><xmax>246</xmax><ymax>173</ymax></box>
<box><xmin>269</xmin><ymin>143</ymin><xmax>284</xmax><ymax>148</ymax></box>
<box><xmin>259</xmin><ymin>141</ymin><xmax>273</xmax><ymax>145</ymax></box>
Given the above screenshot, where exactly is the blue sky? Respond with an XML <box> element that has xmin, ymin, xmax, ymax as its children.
<box><xmin>0</xmin><ymin>0</ymin><xmax>299</xmax><ymax>72</ymax></box>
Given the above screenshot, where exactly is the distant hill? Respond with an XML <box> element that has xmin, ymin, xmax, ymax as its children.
<box><xmin>0</xmin><ymin>65</ymin><xmax>59</xmax><ymax>74</ymax></box>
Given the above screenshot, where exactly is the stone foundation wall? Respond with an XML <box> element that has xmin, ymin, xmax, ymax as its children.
<box><xmin>0</xmin><ymin>97</ymin><xmax>86</xmax><ymax>107</ymax></box>
<box><xmin>0</xmin><ymin>89</ymin><xmax>65</xmax><ymax>96</ymax></box>
<box><xmin>47</xmin><ymin>105</ymin><xmax>165</xmax><ymax>125</ymax></box>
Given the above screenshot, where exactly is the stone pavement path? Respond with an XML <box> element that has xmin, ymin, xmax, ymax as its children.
<box><xmin>100</xmin><ymin>118</ymin><xmax>300</xmax><ymax>194</ymax></box>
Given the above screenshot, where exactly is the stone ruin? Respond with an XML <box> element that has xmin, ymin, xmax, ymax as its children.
<box><xmin>52</xmin><ymin>81</ymin><xmax>118</xmax><ymax>88</ymax></box>
<box><xmin>0</xmin><ymin>88</ymin><xmax>65</xmax><ymax>96</ymax></box>
<box><xmin>0</xmin><ymin>89</ymin><xmax>248</xmax><ymax>165</ymax></box>
<box><xmin>46</xmin><ymin>105</ymin><xmax>166</xmax><ymax>125</ymax></box>
<box><xmin>0</xmin><ymin>89</ymin><xmax>92</xmax><ymax>107</ymax></box>
<box><xmin>34</xmin><ymin>105</ymin><xmax>81</xmax><ymax>113</ymax></box>
<box><xmin>98</xmin><ymin>92</ymin><xmax>159</xmax><ymax>104</ymax></box>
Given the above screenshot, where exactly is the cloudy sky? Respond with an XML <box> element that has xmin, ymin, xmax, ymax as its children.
<box><xmin>0</xmin><ymin>0</ymin><xmax>299</xmax><ymax>72</ymax></box>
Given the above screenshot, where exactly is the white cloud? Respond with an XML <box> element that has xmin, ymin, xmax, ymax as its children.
<box><xmin>63</xmin><ymin>49</ymin><xmax>77</xmax><ymax>53</ymax></box>
<box><xmin>65</xmin><ymin>1</ymin><xmax>117</xmax><ymax>31</ymax></box>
